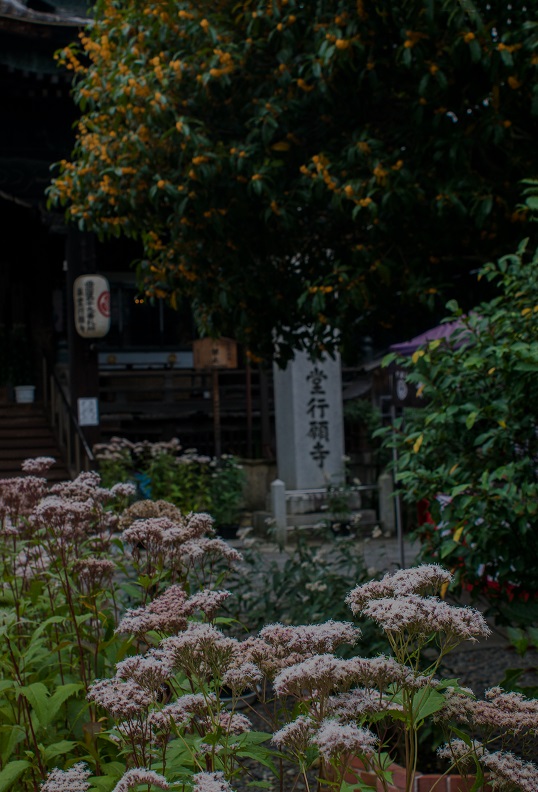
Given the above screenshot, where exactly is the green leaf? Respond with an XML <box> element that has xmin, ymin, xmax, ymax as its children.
<box><xmin>17</xmin><ymin>683</ymin><xmax>50</xmax><ymax>727</ymax></box>
<box><xmin>88</xmin><ymin>775</ymin><xmax>121</xmax><ymax>792</ymax></box>
<box><xmin>506</xmin><ymin>626</ymin><xmax>529</xmax><ymax>655</ymax></box>
<box><xmin>0</xmin><ymin>726</ymin><xmax>26</xmax><ymax>764</ymax></box>
<box><xmin>18</xmin><ymin>683</ymin><xmax>83</xmax><ymax>728</ymax></box>
<box><xmin>0</xmin><ymin>760</ymin><xmax>31</xmax><ymax>792</ymax></box>
<box><xmin>42</xmin><ymin>740</ymin><xmax>78</xmax><ymax>762</ymax></box>
<box><xmin>465</xmin><ymin>411</ymin><xmax>478</xmax><ymax>429</ymax></box>
<box><xmin>412</xmin><ymin>688</ymin><xmax>446</xmax><ymax>723</ymax></box>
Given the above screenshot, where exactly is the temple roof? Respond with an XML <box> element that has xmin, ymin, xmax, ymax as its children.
<box><xmin>0</xmin><ymin>0</ymin><xmax>89</xmax><ymax>26</ymax></box>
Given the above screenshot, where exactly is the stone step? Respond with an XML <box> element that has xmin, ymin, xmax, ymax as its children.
<box><xmin>0</xmin><ymin>435</ymin><xmax>59</xmax><ymax>448</ymax></box>
<box><xmin>0</xmin><ymin>402</ymin><xmax>70</xmax><ymax>481</ymax></box>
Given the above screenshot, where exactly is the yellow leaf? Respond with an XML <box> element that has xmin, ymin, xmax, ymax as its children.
<box><xmin>440</xmin><ymin>581</ymin><xmax>449</xmax><ymax>599</ymax></box>
<box><xmin>498</xmin><ymin>420</ymin><xmax>507</xmax><ymax>429</ymax></box>
<box><xmin>488</xmin><ymin>367</ymin><xmax>496</xmax><ymax>375</ymax></box>
<box><xmin>449</xmin><ymin>463</ymin><xmax>458</xmax><ymax>475</ymax></box>
<box><xmin>412</xmin><ymin>349</ymin><xmax>425</xmax><ymax>364</ymax></box>
<box><xmin>453</xmin><ymin>525</ymin><xmax>464</xmax><ymax>543</ymax></box>
<box><xmin>522</xmin><ymin>307</ymin><xmax>532</xmax><ymax>316</ymax></box>
<box><xmin>170</xmin><ymin>292</ymin><xmax>177</xmax><ymax>310</ymax></box>
<box><xmin>271</xmin><ymin>141</ymin><xmax>291</xmax><ymax>151</ymax></box>
<box><xmin>413</xmin><ymin>434</ymin><xmax>423</xmax><ymax>453</ymax></box>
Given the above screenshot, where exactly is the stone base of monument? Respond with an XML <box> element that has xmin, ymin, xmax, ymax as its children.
<box><xmin>283</xmin><ymin>487</ymin><xmax>362</xmax><ymax>515</ymax></box>
<box><xmin>250</xmin><ymin>509</ymin><xmax>378</xmax><ymax>538</ymax></box>
<box><xmin>250</xmin><ymin>502</ymin><xmax>378</xmax><ymax>539</ymax></box>
<box><xmin>248</xmin><ymin>482</ymin><xmax>378</xmax><ymax>539</ymax></box>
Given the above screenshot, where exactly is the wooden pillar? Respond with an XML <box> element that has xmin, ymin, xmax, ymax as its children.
<box><xmin>65</xmin><ymin>228</ymin><xmax>100</xmax><ymax>449</ymax></box>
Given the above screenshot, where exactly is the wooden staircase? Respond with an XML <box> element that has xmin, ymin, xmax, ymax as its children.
<box><xmin>0</xmin><ymin>402</ymin><xmax>71</xmax><ymax>481</ymax></box>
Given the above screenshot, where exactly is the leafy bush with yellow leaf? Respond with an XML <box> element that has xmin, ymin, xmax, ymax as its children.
<box><xmin>379</xmin><ymin>240</ymin><xmax>538</xmax><ymax>621</ymax></box>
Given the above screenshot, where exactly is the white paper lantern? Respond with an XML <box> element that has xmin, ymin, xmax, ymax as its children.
<box><xmin>73</xmin><ymin>275</ymin><xmax>111</xmax><ymax>338</ymax></box>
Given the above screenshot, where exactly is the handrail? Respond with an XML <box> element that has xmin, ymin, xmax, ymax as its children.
<box><xmin>42</xmin><ymin>355</ymin><xmax>95</xmax><ymax>478</ymax></box>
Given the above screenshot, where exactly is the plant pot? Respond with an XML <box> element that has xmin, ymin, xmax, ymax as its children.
<box><xmin>14</xmin><ymin>385</ymin><xmax>35</xmax><ymax>404</ymax></box>
<box><xmin>345</xmin><ymin>758</ymin><xmax>491</xmax><ymax>792</ymax></box>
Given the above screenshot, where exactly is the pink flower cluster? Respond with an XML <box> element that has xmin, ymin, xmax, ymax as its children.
<box><xmin>0</xmin><ymin>475</ymin><xmax>48</xmax><ymax>523</ymax></box>
<box><xmin>312</xmin><ymin>719</ymin><xmax>377</xmax><ymax>760</ymax></box>
<box><xmin>439</xmin><ymin>740</ymin><xmax>538</xmax><ymax>791</ymax></box>
<box><xmin>121</xmin><ymin>512</ymin><xmax>242</xmax><ymax>574</ymax></box>
<box><xmin>273</xmin><ymin>716</ymin><xmax>377</xmax><ymax>763</ymax></box>
<box><xmin>346</xmin><ymin>564</ymin><xmax>453</xmax><ymax>611</ymax></box>
<box><xmin>346</xmin><ymin>565</ymin><xmax>489</xmax><ymax>646</ymax></box>
<box><xmin>149</xmin><ymin>692</ymin><xmax>214</xmax><ymax>733</ymax></box>
<box><xmin>233</xmin><ymin>621</ymin><xmax>359</xmax><ymax>680</ymax></box>
<box><xmin>116</xmin><ymin>585</ymin><xmax>230</xmax><ymax>636</ymax></box>
<box><xmin>21</xmin><ymin>456</ymin><xmax>56</xmax><ymax>474</ymax></box>
<box><xmin>161</xmin><ymin>622</ymin><xmax>239</xmax><ymax>678</ymax></box>
<box><xmin>191</xmin><ymin>771</ymin><xmax>235</xmax><ymax>792</ymax></box>
<box><xmin>115</xmin><ymin>650</ymin><xmax>173</xmax><ymax>692</ymax></box>
<box><xmin>88</xmin><ymin>677</ymin><xmax>155</xmax><ymax>719</ymax></box>
<box><xmin>259</xmin><ymin>620</ymin><xmax>361</xmax><ymax>654</ymax></box>
<box><xmin>439</xmin><ymin>685</ymin><xmax>538</xmax><ymax>734</ymax></box>
<box><xmin>110</xmin><ymin>768</ymin><xmax>169</xmax><ymax>792</ymax></box>
<box><xmin>360</xmin><ymin>594</ymin><xmax>490</xmax><ymax>642</ymax></box>
<box><xmin>73</xmin><ymin>557</ymin><xmax>116</xmax><ymax>591</ymax></box>
<box><xmin>327</xmin><ymin>687</ymin><xmax>401</xmax><ymax>721</ymax></box>
<box><xmin>40</xmin><ymin>762</ymin><xmax>91</xmax><ymax>792</ymax></box>
<box><xmin>273</xmin><ymin>654</ymin><xmax>352</xmax><ymax>698</ymax></box>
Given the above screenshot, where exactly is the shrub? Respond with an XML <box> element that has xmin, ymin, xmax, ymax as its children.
<box><xmin>93</xmin><ymin>439</ymin><xmax>246</xmax><ymax>527</ymax></box>
<box><xmin>0</xmin><ymin>460</ymin><xmax>240</xmax><ymax>791</ymax></box>
<box><xmin>378</xmin><ymin>239</ymin><xmax>538</xmax><ymax>622</ymax></box>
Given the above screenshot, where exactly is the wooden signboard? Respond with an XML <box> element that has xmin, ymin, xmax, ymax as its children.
<box><xmin>193</xmin><ymin>338</ymin><xmax>237</xmax><ymax>370</ymax></box>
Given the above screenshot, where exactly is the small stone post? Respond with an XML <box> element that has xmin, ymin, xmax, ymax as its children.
<box><xmin>271</xmin><ymin>478</ymin><xmax>287</xmax><ymax>548</ymax></box>
<box><xmin>378</xmin><ymin>470</ymin><xmax>395</xmax><ymax>536</ymax></box>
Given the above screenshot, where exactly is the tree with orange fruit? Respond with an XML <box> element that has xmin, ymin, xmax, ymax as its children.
<box><xmin>49</xmin><ymin>0</ymin><xmax>538</xmax><ymax>363</ymax></box>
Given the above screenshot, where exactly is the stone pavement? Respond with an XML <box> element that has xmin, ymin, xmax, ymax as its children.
<box><xmin>233</xmin><ymin>527</ymin><xmax>422</xmax><ymax>576</ymax></box>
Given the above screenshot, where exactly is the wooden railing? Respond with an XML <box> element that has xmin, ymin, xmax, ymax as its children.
<box><xmin>42</xmin><ymin>357</ymin><xmax>95</xmax><ymax>479</ymax></box>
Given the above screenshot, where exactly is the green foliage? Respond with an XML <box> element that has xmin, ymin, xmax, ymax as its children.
<box><xmin>378</xmin><ymin>239</ymin><xmax>538</xmax><ymax>618</ymax></box>
<box><xmin>49</xmin><ymin>0</ymin><xmax>538</xmax><ymax>362</ymax></box>
<box><xmin>94</xmin><ymin>438</ymin><xmax>246</xmax><ymax>526</ymax></box>
<box><xmin>343</xmin><ymin>400</ymin><xmax>390</xmax><ymax>470</ymax></box>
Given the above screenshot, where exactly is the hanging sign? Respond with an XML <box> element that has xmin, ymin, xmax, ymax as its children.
<box><xmin>193</xmin><ymin>338</ymin><xmax>237</xmax><ymax>369</ymax></box>
<box><xmin>73</xmin><ymin>275</ymin><xmax>110</xmax><ymax>338</ymax></box>
<box><xmin>390</xmin><ymin>363</ymin><xmax>426</xmax><ymax>407</ymax></box>
<box><xmin>78</xmin><ymin>397</ymin><xmax>99</xmax><ymax>427</ymax></box>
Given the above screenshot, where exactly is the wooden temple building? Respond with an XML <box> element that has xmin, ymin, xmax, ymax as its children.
<box><xmin>0</xmin><ymin>0</ymin><xmax>278</xmax><ymax>478</ymax></box>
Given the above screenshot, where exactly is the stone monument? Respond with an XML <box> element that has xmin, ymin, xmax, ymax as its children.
<box><xmin>273</xmin><ymin>350</ymin><xmax>345</xmax><ymax>490</ymax></box>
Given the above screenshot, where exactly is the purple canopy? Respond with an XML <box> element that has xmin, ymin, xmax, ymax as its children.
<box><xmin>389</xmin><ymin>318</ymin><xmax>466</xmax><ymax>356</ymax></box>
